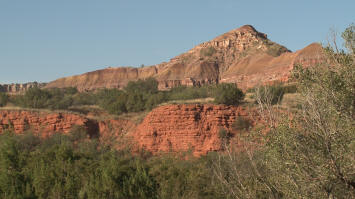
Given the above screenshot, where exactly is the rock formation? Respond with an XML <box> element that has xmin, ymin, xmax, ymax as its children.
<box><xmin>0</xmin><ymin>110</ymin><xmax>135</xmax><ymax>139</ymax></box>
<box><xmin>0</xmin><ymin>104</ymin><xmax>260</xmax><ymax>156</ymax></box>
<box><xmin>45</xmin><ymin>25</ymin><xmax>324</xmax><ymax>91</ymax></box>
<box><xmin>0</xmin><ymin>82</ymin><xmax>46</xmax><ymax>94</ymax></box>
<box><xmin>134</xmin><ymin>104</ymin><xmax>260</xmax><ymax>156</ymax></box>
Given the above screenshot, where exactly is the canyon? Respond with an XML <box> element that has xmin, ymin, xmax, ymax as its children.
<box><xmin>0</xmin><ymin>104</ymin><xmax>260</xmax><ymax>155</ymax></box>
<box><xmin>0</xmin><ymin>25</ymin><xmax>323</xmax><ymax>156</ymax></box>
<box><xmin>45</xmin><ymin>25</ymin><xmax>324</xmax><ymax>91</ymax></box>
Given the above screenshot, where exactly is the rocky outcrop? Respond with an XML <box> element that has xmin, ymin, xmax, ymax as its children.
<box><xmin>0</xmin><ymin>82</ymin><xmax>46</xmax><ymax>94</ymax></box>
<box><xmin>45</xmin><ymin>25</ymin><xmax>324</xmax><ymax>91</ymax></box>
<box><xmin>0</xmin><ymin>104</ymin><xmax>261</xmax><ymax>156</ymax></box>
<box><xmin>134</xmin><ymin>104</ymin><xmax>259</xmax><ymax>156</ymax></box>
<box><xmin>0</xmin><ymin>110</ymin><xmax>135</xmax><ymax>139</ymax></box>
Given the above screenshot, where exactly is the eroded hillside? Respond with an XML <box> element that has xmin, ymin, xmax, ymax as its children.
<box><xmin>45</xmin><ymin>25</ymin><xmax>324</xmax><ymax>91</ymax></box>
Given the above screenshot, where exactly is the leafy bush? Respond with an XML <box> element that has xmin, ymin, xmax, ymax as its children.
<box><xmin>167</xmin><ymin>85</ymin><xmax>213</xmax><ymax>101</ymax></box>
<box><xmin>96</xmin><ymin>89</ymin><xmax>128</xmax><ymax>115</ymax></box>
<box><xmin>126</xmin><ymin>92</ymin><xmax>146</xmax><ymax>112</ymax></box>
<box><xmin>0</xmin><ymin>130</ymin><xmax>225</xmax><ymax>199</ymax></box>
<box><xmin>231</xmin><ymin>116</ymin><xmax>252</xmax><ymax>131</ymax></box>
<box><xmin>214</xmin><ymin>83</ymin><xmax>244</xmax><ymax>105</ymax></box>
<box><xmin>145</xmin><ymin>93</ymin><xmax>167</xmax><ymax>110</ymax></box>
<box><xmin>72</xmin><ymin>92</ymin><xmax>98</xmax><ymax>106</ymax></box>
<box><xmin>125</xmin><ymin>78</ymin><xmax>158</xmax><ymax>95</ymax></box>
<box><xmin>282</xmin><ymin>84</ymin><xmax>297</xmax><ymax>93</ymax></box>
<box><xmin>255</xmin><ymin>84</ymin><xmax>285</xmax><ymax>105</ymax></box>
<box><xmin>0</xmin><ymin>92</ymin><xmax>8</xmax><ymax>107</ymax></box>
<box><xmin>15</xmin><ymin>87</ymin><xmax>52</xmax><ymax>108</ymax></box>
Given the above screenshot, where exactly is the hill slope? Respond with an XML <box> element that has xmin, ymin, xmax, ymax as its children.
<box><xmin>45</xmin><ymin>25</ymin><xmax>324</xmax><ymax>91</ymax></box>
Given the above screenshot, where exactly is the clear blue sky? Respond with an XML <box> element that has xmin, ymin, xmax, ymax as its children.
<box><xmin>1</xmin><ymin>0</ymin><xmax>354</xmax><ymax>84</ymax></box>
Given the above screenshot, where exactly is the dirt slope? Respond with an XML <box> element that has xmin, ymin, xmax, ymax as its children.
<box><xmin>45</xmin><ymin>25</ymin><xmax>324</xmax><ymax>91</ymax></box>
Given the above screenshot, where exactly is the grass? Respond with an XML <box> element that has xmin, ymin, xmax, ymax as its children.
<box><xmin>280</xmin><ymin>93</ymin><xmax>303</xmax><ymax>110</ymax></box>
<box><xmin>159</xmin><ymin>97</ymin><xmax>215</xmax><ymax>106</ymax></box>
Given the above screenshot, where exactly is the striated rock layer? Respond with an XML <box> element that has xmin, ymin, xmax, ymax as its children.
<box><xmin>0</xmin><ymin>104</ymin><xmax>260</xmax><ymax>156</ymax></box>
<box><xmin>0</xmin><ymin>110</ymin><xmax>135</xmax><ymax>139</ymax></box>
<box><xmin>134</xmin><ymin>104</ymin><xmax>260</xmax><ymax>156</ymax></box>
<box><xmin>46</xmin><ymin>25</ymin><xmax>324</xmax><ymax>91</ymax></box>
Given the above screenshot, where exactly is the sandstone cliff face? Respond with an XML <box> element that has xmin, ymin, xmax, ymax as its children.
<box><xmin>0</xmin><ymin>110</ymin><xmax>90</xmax><ymax>137</ymax></box>
<box><xmin>45</xmin><ymin>25</ymin><xmax>324</xmax><ymax>91</ymax></box>
<box><xmin>0</xmin><ymin>104</ymin><xmax>260</xmax><ymax>156</ymax></box>
<box><xmin>0</xmin><ymin>82</ymin><xmax>46</xmax><ymax>94</ymax></box>
<box><xmin>134</xmin><ymin>104</ymin><xmax>259</xmax><ymax>156</ymax></box>
<box><xmin>0</xmin><ymin>110</ymin><xmax>135</xmax><ymax>139</ymax></box>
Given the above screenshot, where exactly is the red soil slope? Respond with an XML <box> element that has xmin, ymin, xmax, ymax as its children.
<box><xmin>45</xmin><ymin>25</ymin><xmax>324</xmax><ymax>91</ymax></box>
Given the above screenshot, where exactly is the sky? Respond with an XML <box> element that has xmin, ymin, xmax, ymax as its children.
<box><xmin>0</xmin><ymin>0</ymin><xmax>354</xmax><ymax>84</ymax></box>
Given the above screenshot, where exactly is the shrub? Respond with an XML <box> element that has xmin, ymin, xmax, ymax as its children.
<box><xmin>255</xmin><ymin>84</ymin><xmax>285</xmax><ymax>105</ymax></box>
<box><xmin>72</xmin><ymin>92</ymin><xmax>97</xmax><ymax>106</ymax></box>
<box><xmin>96</xmin><ymin>89</ymin><xmax>128</xmax><ymax>114</ymax></box>
<box><xmin>282</xmin><ymin>84</ymin><xmax>297</xmax><ymax>93</ymax></box>
<box><xmin>0</xmin><ymin>92</ymin><xmax>8</xmax><ymax>107</ymax></box>
<box><xmin>145</xmin><ymin>93</ymin><xmax>166</xmax><ymax>110</ymax></box>
<box><xmin>167</xmin><ymin>86</ymin><xmax>212</xmax><ymax>101</ymax></box>
<box><xmin>16</xmin><ymin>87</ymin><xmax>51</xmax><ymax>108</ymax></box>
<box><xmin>214</xmin><ymin>83</ymin><xmax>244</xmax><ymax>105</ymax></box>
<box><xmin>125</xmin><ymin>78</ymin><xmax>158</xmax><ymax>95</ymax></box>
<box><xmin>126</xmin><ymin>92</ymin><xmax>146</xmax><ymax>112</ymax></box>
<box><xmin>231</xmin><ymin>116</ymin><xmax>252</xmax><ymax>131</ymax></box>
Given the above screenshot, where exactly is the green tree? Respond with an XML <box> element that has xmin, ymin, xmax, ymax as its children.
<box><xmin>342</xmin><ymin>23</ymin><xmax>355</xmax><ymax>53</ymax></box>
<box><xmin>17</xmin><ymin>87</ymin><xmax>51</xmax><ymax>109</ymax></box>
<box><xmin>261</xmin><ymin>25</ymin><xmax>355</xmax><ymax>198</ymax></box>
<box><xmin>125</xmin><ymin>78</ymin><xmax>159</xmax><ymax>95</ymax></box>
<box><xmin>214</xmin><ymin>83</ymin><xmax>244</xmax><ymax>105</ymax></box>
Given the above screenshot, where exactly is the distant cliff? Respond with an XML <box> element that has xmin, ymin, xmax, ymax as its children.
<box><xmin>45</xmin><ymin>25</ymin><xmax>324</xmax><ymax>91</ymax></box>
<box><xmin>0</xmin><ymin>82</ymin><xmax>46</xmax><ymax>94</ymax></box>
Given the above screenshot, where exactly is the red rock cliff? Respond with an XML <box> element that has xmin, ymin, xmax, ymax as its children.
<box><xmin>0</xmin><ymin>105</ymin><xmax>261</xmax><ymax>156</ymax></box>
<box><xmin>134</xmin><ymin>104</ymin><xmax>259</xmax><ymax>156</ymax></box>
<box><xmin>0</xmin><ymin>110</ymin><xmax>135</xmax><ymax>140</ymax></box>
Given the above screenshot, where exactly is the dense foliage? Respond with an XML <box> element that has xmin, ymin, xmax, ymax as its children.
<box><xmin>5</xmin><ymin>79</ymin><xmax>244</xmax><ymax>115</ymax></box>
<box><xmin>0</xmin><ymin>130</ymin><xmax>224</xmax><ymax>199</ymax></box>
<box><xmin>214</xmin><ymin>83</ymin><xmax>244</xmax><ymax>105</ymax></box>
<box><xmin>254</xmin><ymin>84</ymin><xmax>285</xmax><ymax>105</ymax></box>
<box><xmin>13</xmin><ymin>87</ymin><xmax>78</xmax><ymax>110</ymax></box>
<box><xmin>214</xmin><ymin>24</ymin><xmax>355</xmax><ymax>199</ymax></box>
<box><xmin>0</xmin><ymin>92</ymin><xmax>8</xmax><ymax>107</ymax></box>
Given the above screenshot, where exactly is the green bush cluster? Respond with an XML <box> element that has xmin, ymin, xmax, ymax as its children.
<box><xmin>10</xmin><ymin>79</ymin><xmax>245</xmax><ymax>115</ymax></box>
<box><xmin>214</xmin><ymin>83</ymin><xmax>244</xmax><ymax>105</ymax></box>
<box><xmin>13</xmin><ymin>87</ymin><xmax>78</xmax><ymax>109</ymax></box>
<box><xmin>0</xmin><ymin>130</ymin><xmax>224</xmax><ymax>199</ymax></box>
<box><xmin>255</xmin><ymin>84</ymin><xmax>285</xmax><ymax>105</ymax></box>
<box><xmin>97</xmin><ymin>78</ymin><xmax>166</xmax><ymax>114</ymax></box>
<box><xmin>0</xmin><ymin>92</ymin><xmax>8</xmax><ymax>107</ymax></box>
<box><xmin>167</xmin><ymin>85</ymin><xmax>213</xmax><ymax>101</ymax></box>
